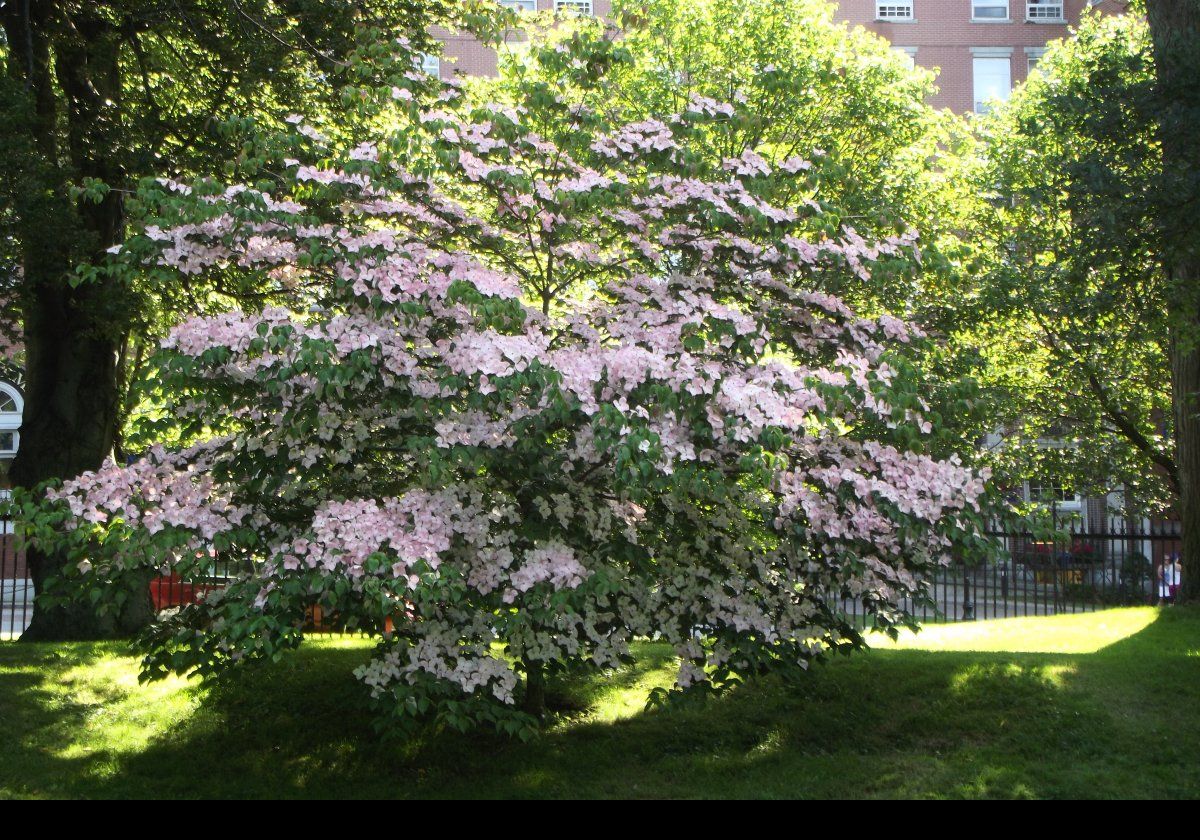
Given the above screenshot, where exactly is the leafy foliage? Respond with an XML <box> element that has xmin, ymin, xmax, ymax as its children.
<box><xmin>951</xmin><ymin>14</ymin><xmax>1173</xmax><ymax>513</ymax></box>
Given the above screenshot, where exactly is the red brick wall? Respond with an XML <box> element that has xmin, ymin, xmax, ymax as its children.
<box><xmin>429</xmin><ymin>1</ymin><xmax>1130</xmax><ymax>114</ymax></box>
<box><xmin>0</xmin><ymin>534</ymin><xmax>27</xmax><ymax>582</ymax></box>
<box><xmin>0</xmin><ymin>293</ymin><xmax>19</xmax><ymax>363</ymax></box>
<box><xmin>836</xmin><ymin>0</ymin><xmax>1091</xmax><ymax>112</ymax></box>
<box><xmin>430</xmin><ymin>1</ymin><xmax>613</xmax><ymax>80</ymax></box>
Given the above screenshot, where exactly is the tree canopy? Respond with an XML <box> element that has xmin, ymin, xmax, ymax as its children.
<box><xmin>956</xmin><ymin>13</ymin><xmax>1172</xmax><ymax>515</ymax></box>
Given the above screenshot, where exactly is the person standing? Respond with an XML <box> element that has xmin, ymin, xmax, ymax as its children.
<box><xmin>1160</xmin><ymin>553</ymin><xmax>1182</xmax><ymax>604</ymax></box>
<box><xmin>1168</xmin><ymin>553</ymin><xmax>1182</xmax><ymax>602</ymax></box>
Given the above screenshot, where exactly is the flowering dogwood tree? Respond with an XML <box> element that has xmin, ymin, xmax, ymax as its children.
<box><xmin>24</xmin><ymin>52</ymin><xmax>989</xmax><ymax>736</ymax></box>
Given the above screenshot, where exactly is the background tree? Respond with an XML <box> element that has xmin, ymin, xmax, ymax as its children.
<box><xmin>481</xmin><ymin>0</ymin><xmax>973</xmax><ymax>315</ymax></box>
<box><xmin>1144</xmin><ymin>0</ymin><xmax>1200</xmax><ymax>600</ymax></box>
<box><xmin>958</xmin><ymin>4</ymin><xmax>1200</xmax><ymax>578</ymax></box>
<box><xmin>0</xmin><ymin>0</ymin><xmax>503</xmax><ymax>639</ymax></box>
<box><xmin>957</xmin><ymin>15</ymin><xmax>1171</xmax><ymax>515</ymax></box>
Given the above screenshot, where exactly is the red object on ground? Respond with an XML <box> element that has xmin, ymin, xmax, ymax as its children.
<box><xmin>149</xmin><ymin>574</ymin><xmax>220</xmax><ymax>611</ymax></box>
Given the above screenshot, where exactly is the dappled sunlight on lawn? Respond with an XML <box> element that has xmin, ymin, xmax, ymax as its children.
<box><xmin>869</xmin><ymin>607</ymin><xmax>1160</xmax><ymax>654</ymax></box>
<box><xmin>948</xmin><ymin>661</ymin><xmax>1077</xmax><ymax>695</ymax></box>
<box><xmin>46</xmin><ymin>656</ymin><xmax>198</xmax><ymax>763</ymax></box>
<box><xmin>563</xmin><ymin>651</ymin><xmax>678</xmax><ymax>725</ymax></box>
<box><xmin>0</xmin><ymin>644</ymin><xmax>202</xmax><ymax>779</ymax></box>
<box><xmin>3</xmin><ymin>607</ymin><xmax>1197</xmax><ymax>798</ymax></box>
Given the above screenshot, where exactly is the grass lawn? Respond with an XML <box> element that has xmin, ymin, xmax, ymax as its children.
<box><xmin>1</xmin><ymin>606</ymin><xmax>1197</xmax><ymax>799</ymax></box>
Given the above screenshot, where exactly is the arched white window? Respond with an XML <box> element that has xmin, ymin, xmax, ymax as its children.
<box><xmin>0</xmin><ymin>381</ymin><xmax>22</xmax><ymax>457</ymax></box>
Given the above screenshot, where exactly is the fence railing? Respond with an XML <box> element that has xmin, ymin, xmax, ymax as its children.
<box><xmin>0</xmin><ymin>514</ymin><xmax>1185</xmax><ymax>639</ymax></box>
<box><xmin>830</xmin><ymin>519</ymin><xmax>1182</xmax><ymax>626</ymax></box>
<box><xmin>1</xmin><ymin>514</ymin><xmax>29</xmax><ymax>640</ymax></box>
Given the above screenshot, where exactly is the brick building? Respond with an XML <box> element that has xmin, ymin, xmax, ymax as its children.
<box><xmin>839</xmin><ymin>0</ymin><xmax>1106</xmax><ymax>113</ymax></box>
<box><xmin>428</xmin><ymin>1</ymin><xmax>613</xmax><ymax>80</ymax></box>
<box><xmin>429</xmin><ymin>0</ymin><xmax>1122</xmax><ymax>116</ymax></box>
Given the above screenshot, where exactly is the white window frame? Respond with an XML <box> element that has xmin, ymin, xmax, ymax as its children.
<box><xmin>417</xmin><ymin>52</ymin><xmax>441</xmax><ymax>78</ymax></box>
<box><xmin>0</xmin><ymin>381</ymin><xmax>21</xmax><ymax>458</ymax></box>
<box><xmin>554</xmin><ymin>0</ymin><xmax>593</xmax><ymax>15</ymax></box>
<box><xmin>892</xmin><ymin>46</ymin><xmax>918</xmax><ymax>68</ymax></box>
<box><xmin>1025</xmin><ymin>479</ymin><xmax>1083</xmax><ymax>512</ymax></box>
<box><xmin>876</xmin><ymin>1</ymin><xmax>915</xmax><ymax>21</ymax></box>
<box><xmin>1026</xmin><ymin>0</ymin><xmax>1065</xmax><ymax>21</ymax></box>
<box><xmin>0</xmin><ymin>488</ymin><xmax>12</xmax><ymax>535</ymax></box>
<box><xmin>1025</xmin><ymin>46</ymin><xmax>1047</xmax><ymax>75</ymax></box>
<box><xmin>500</xmin><ymin>0</ymin><xmax>538</xmax><ymax>12</ymax></box>
<box><xmin>971</xmin><ymin>0</ymin><xmax>1010</xmax><ymax>21</ymax></box>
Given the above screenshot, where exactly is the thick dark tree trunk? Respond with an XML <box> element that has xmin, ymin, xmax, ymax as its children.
<box><xmin>2</xmin><ymin>2</ymin><xmax>153</xmax><ymax>639</ymax></box>
<box><xmin>1146</xmin><ymin>0</ymin><xmax>1200</xmax><ymax>602</ymax></box>
<box><xmin>1173</xmin><ymin>323</ymin><xmax>1200</xmax><ymax>602</ymax></box>
<box><xmin>12</xmin><ymin>275</ymin><xmax>154</xmax><ymax>640</ymax></box>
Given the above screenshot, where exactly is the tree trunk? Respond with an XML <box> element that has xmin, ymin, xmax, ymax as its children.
<box><xmin>2</xmin><ymin>2</ymin><xmax>153</xmax><ymax>639</ymax></box>
<box><xmin>12</xmin><ymin>275</ymin><xmax>154</xmax><ymax>640</ymax></box>
<box><xmin>1146</xmin><ymin>0</ymin><xmax>1200</xmax><ymax>602</ymax></box>
<box><xmin>521</xmin><ymin>658</ymin><xmax>546</xmax><ymax>720</ymax></box>
<box><xmin>1173</xmin><ymin>325</ymin><xmax>1200</xmax><ymax>602</ymax></box>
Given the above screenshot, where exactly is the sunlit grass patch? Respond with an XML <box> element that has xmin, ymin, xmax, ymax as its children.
<box><xmin>872</xmin><ymin>606</ymin><xmax>1159</xmax><ymax>654</ymax></box>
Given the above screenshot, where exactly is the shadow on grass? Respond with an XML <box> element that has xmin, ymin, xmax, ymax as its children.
<box><xmin>3</xmin><ymin>608</ymin><xmax>1198</xmax><ymax>798</ymax></box>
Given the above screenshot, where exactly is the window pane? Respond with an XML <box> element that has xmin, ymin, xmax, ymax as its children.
<box><xmin>1026</xmin><ymin>1</ymin><xmax>1064</xmax><ymax>19</ymax></box>
<box><xmin>1029</xmin><ymin>480</ymin><xmax>1075</xmax><ymax>504</ymax></box>
<box><xmin>877</xmin><ymin>2</ymin><xmax>914</xmax><ymax>19</ymax></box>
<box><xmin>973</xmin><ymin>56</ymin><xmax>1011</xmax><ymax>113</ymax></box>
<box><xmin>974</xmin><ymin>4</ymin><xmax>1009</xmax><ymax>19</ymax></box>
<box><xmin>555</xmin><ymin>0</ymin><xmax>593</xmax><ymax>14</ymax></box>
<box><xmin>418</xmin><ymin>53</ymin><xmax>441</xmax><ymax>77</ymax></box>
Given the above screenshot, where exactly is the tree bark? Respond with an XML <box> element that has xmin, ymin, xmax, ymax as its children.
<box><xmin>521</xmin><ymin>657</ymin><xmax>546</xmax><ymax>720</ymax></box>
<box><xmin>1146</xmin><ymin>0</ymin><xmax>1200</xmax><ymax>602</ymax></box>
<box><xmin>1172</xmin><ymin>324</ymin><xmax>1200</xmax><ymax>602</ymax></box>
<box><xmin>2</xmin><ymin>1</ymin><xmax>153</xmax><ymax>639</ymax></box>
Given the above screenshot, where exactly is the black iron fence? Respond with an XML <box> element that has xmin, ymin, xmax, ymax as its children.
<box><xmin>831</xmin><ymin>519</ymin><xmax>1183</xmax><ymax>625</ymax></box>
<box><xmin>0</xmin><ymin>513</ymin><xmax>28</xmax><ymax>640</ymax></box>
<box><xmin>0</xmin><ymin>513</ymin><xmax>1185</xmax><ymax>639</ymax></box>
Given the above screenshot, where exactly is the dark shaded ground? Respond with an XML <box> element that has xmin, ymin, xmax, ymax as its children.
<box><xmin>1</xmin><ymin>607</ymin><xmax>1196</xmax><ymax>798</ymax></box>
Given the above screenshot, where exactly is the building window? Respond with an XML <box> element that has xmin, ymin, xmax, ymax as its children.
<box><xmin>972</xmin><ymin>54</ymin><xmax>1012</xmax><ymax>113</ymax></box>
<box><xmin>554</xmin><ymin>0</ymin><xmax>593</xmax><ymax>14</ymax></box>
<box><xmin>0</xmin><ymin>382</ymin><xmax>20</xmax><ymax>459</ymax></box>
<box><xmin>972</xmin><ymin>0</ymin><xmax>1009</xmax><ymax>20</ymax></box>
<box><xmin>876</xmin><ymin>1</ymin><xmax>915</xmax><ymax>20</ymax></box>
<box><xmin>1026</xmin><ymin>0</ymin><xmax>1065</xmax><ymax>21</ymax></box>
<box><xmin>1027</xmin><ymin>479</ymin><xmax>1082</xmax><ymax>510</ymax></box>
<box><xmin>417</xmin><ymin>53</ymin><xmax>441</xmax><ymax>78</ymax></box>
<box><xmin>892</xmin><ymin>46</ymin><xmax>918</xmax><ymax>68</ymax></box>
<box><xmin>500</xmin><ymin>0</ymin><xmax>538</xmax><ymax>11</ymax></box>
<box><xmin>1026</xmin><ymin>47</ymin><xmax>1047</xmax><ymax>74</ymax></box>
